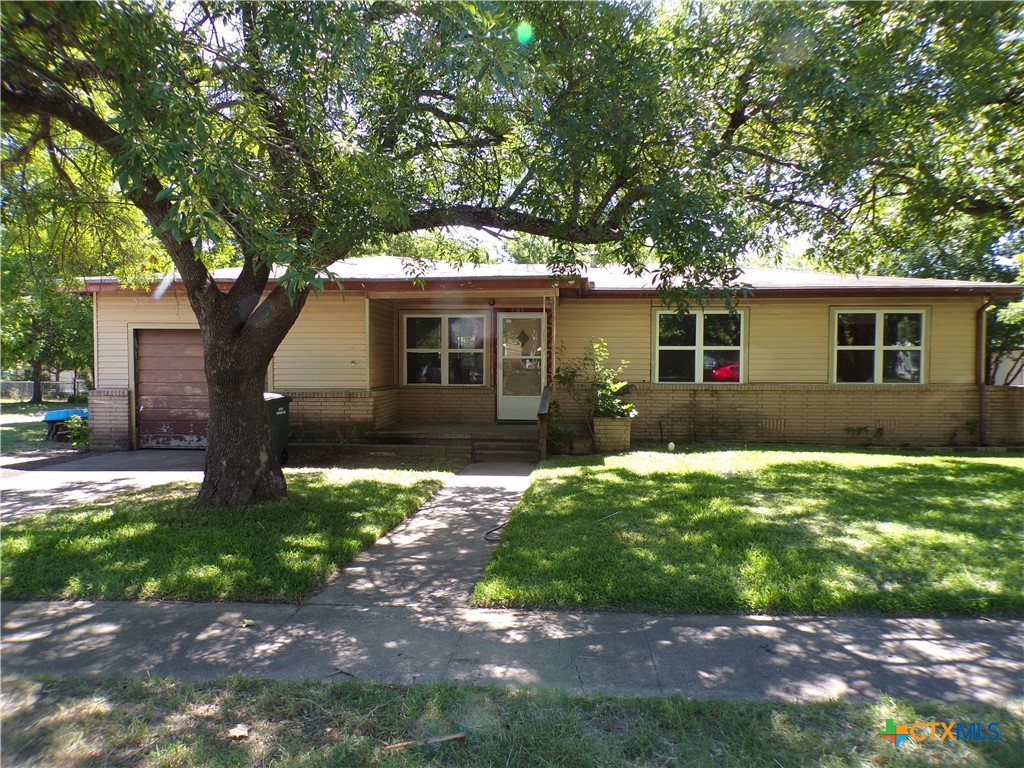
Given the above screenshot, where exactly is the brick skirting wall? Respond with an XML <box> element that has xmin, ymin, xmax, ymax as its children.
<box><xmin>397</xmin><ymin>386</ymin><xmax>496</xmax><ymax>424</ymax></box>
<box><xmin>282</xmin><ymin>389</ymin><xmax>400</xmax><ymax>440</ymax></box>
<box><xmin>628</xmin><ymin>384</ymin><xmax>1023</xmax><ymax>447</ymax></box>
<box><xmin>88</xmin><ymin>389</ymin><xmax>131</xmax><ymax>450</ymax></box>
<box><xmin>88</xmin><ymin>384</ymin><xmax>1022</xmax><ymax>449</ymax></box>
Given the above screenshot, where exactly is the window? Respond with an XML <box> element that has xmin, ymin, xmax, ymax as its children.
<box><xmin>655</xmin><ymin>310</ymin><xmax>743</xmax><ymax>383</ymax></box>
<box><xmin>404</xmin><ymin>314</ymin><xmax>485</xmax><ymax>385</ymax></box>
<box><xmin>834</xmin><ymin>309</ymin><xmax>924</xmax><ymax>383</ymax></box>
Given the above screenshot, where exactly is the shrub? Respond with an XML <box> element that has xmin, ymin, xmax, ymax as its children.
<box><xmin>64</xmin><ymin>414</ymin><xmax>90</xmax><ymax>447</ymax></box>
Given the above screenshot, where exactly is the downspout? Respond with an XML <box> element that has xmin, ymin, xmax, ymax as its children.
<box><xmin>976</xmin><ymin>295</ymin><xmax>993</xmax><ymax>446</ymax></box>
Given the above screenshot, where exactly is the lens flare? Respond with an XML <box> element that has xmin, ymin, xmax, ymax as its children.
<box><xmin>516</xmin><ymin>22</ymin><xmax>533</xmax><ymax>45</ymax></box>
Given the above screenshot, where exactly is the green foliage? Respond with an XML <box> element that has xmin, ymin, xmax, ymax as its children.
<box><xmin>0</xmin><ymin>263</ymin><xmax>93</xmax><ymax>391</ymax></box>
<box><xmin>5</xmin><ymin>1</ymin><xmax>1020</xmax><ymax>291</ymax></box>
<box><xmin>62</xmin><ymin>414</ymin><xmax>89</xmax><ymax>447</ymax></box>
<box><xmin>554</xmin><ymin>340</ymin><xmax>635</xmax><ymax>429</ymax></box>
<box><xmin>475</xmin><ymin>449</ymin><xmax>1024</xmax><ymax>615</ymax></box>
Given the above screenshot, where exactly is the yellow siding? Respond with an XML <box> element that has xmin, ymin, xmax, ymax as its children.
<box><xmin>94</xmin><ymin>288</ymin><xmax>985</xmax><ymax>394</ymax></box>
<box><xmin>272</xmin><ymin>292</ymin><xmax>367</xmax><ymax>389</ymax></box>
<box><xmin>369</xmin><ymin>299</ymin><xmax>396</xmax><ymax>388</ymax></box>
<box><xmin>556</xmin><ymin>298</ymin><xmax>654</xmax><ymax>383</ymax></box>
<box><xmin>746</xmin><ymin>301</ymin><xmax>829</xmax><ymax>383</ymax></box>
<box><xmin>557</xmin><ymin>295</ymin><xmax>983</xmax><ymax>385</ymax></box>
<box><xmin>927</xmin><ymin>298</ymin><xmax>978</xmax><ymax>383</ymax></box>
<box><xmin>94</xmin><ymin>290</ymin><xmax>200</xmax><ymax>389</ymax></box>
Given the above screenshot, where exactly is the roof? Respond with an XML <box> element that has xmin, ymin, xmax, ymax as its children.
<box><xmin>81</xmin><ymin>255</ymin><xmax>1023</xmax><ymax>299</ymax></box>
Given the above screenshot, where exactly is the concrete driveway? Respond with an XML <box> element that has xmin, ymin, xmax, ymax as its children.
<box><xmin>0</xmin><ymin>450</ymin><xmax>205</xmax><ymax>521</ymax></box>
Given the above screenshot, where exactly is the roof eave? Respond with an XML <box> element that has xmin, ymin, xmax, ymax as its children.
<box><xmin>586</xmin><ymin>286</ymin><xmax>1023</xmax><ymax>300</ymax></box>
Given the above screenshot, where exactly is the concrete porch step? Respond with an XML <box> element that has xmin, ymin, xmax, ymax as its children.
<box><xmin>472</xmin><ymin>448</ymin><xmax>540</xmax><ymax>463</ymax></box>
<box><xmin>471</xmin><ymin>440</ymin><xmax>539</xmax><ymax>462</ymax></box>
<box><xmin>291</xmin><ymin>443</ymin><xmax>474</xmax><ymax>461</ymax></box>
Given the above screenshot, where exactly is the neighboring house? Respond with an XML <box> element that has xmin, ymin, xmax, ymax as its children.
<box><xmin>82</xmin><ymin>256</ymin><xmax>1023</xmax><ymax>450</ymax></box>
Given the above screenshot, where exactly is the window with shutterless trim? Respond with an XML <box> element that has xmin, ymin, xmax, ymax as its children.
<box><xmin>832</xmin><ymin>308</ymin><xmax>926</xmax><ymax>383</ymax></box>
<box><xmin>403</xmin><ymin>313</ymin><xmax>486</xmax><ymax>385</ymax></box>
<box><xmin>654</xmin><ymin>310</ymin><xmax>744</xmax><ymax>383</ymax></box>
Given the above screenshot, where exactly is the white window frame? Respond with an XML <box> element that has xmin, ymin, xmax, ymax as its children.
<box><xmin>831</xmin><ymin>307</ymin><xmax>928</xmax><ymax>384</ymax></box>
<box><xmin>653</xmin><ymin>309</ymin><xmax>746</xmax><ymax>384</ymax></box>
<box><xmin>402</xmin><ymin>312</ymin><xmax>487</xmax><ymax>386</ymax></box>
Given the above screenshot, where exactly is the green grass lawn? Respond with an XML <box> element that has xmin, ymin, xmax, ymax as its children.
<box><xmin>474</xmin><ymin>448</ymin><xmax>1024</xmax><ymax>616</ymax></box>
<box><xmin>3</xmin><ymin>675</ymin><xmax>1019</xmax><ymax>768</ymax></box>
<box><xmin>0</xmin><ymin>399</ymin><xmax>81</xmax><ymax>454</ymax></box>
<box><xmin>1</xmin><ymin>467</ymin><xmax>453</xmax><ymax>602</ymax></box>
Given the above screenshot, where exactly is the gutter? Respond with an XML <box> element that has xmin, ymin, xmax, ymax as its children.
<box><xmin>976</xmin><ymin>295</ymin><xmax>994</xmax><ymax>446</ymax></box>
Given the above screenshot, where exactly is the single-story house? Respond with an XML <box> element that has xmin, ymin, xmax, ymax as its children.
<box><xmin>82</xmin><ymin>256</ymin><xmax>1023</xmax><ymax>451</ymax></box>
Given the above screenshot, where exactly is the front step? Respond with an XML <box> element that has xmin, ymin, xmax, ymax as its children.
<box><xmin>291</xmin><ymin>442</ymin><xmax>474</xmax><ymax>462</ymax></box>
<box><xmin>471</xmin><ymin>440</ymin><xmax>539</xmax><ymax>463</ymax></box>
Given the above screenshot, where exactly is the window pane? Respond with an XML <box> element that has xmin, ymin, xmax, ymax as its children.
<box><xmin>502</xmin><ymin>317</ymin><xmax>542</xmax><ymax>357</ymax></box>
<box><xmin>883</xmin><ymin>350</ymin><xmax>921</xmax><ymax>383</ymax></box>
<box><xmin>658</xmin><ymin>314</ymin><xmax>696</xmax><ymax>347</ymax></box>
<box><xmin>502</xmin><ymin>358</ymin><xmax>542</xmax><ymax>395</ymax></box>
<box><xmin>658</xmin><ymin>350</ymin><xmax>696</xmax><ymax>382</ymax></box>
<box><xmin>883</xmin><ymin>313</ymin><xmax>922</xmax><ymax>347</ymax></box>
<box><xmin>449</xmin><ymin>316</ymin><xmax>484</xmax><ymax>350</ymax></box>
<box><xmin>837</xmin><ymin>313</ymin><xmax>876</xmax><ymax>346</ymax></box>
<box><xmin>407</xmin><ymin>317</ymin><xmax>442</xmax><ymax>349</ymax></box>
<box><xmin>449</xmin><ymin>352</ymin><xmax>484</xmax><ymax>385</ymax></box>
<box><xmin>703</xmin><ymin>314</ymin><xmax>741</xmax><ymax>346</ymax></box>
<box><xmin>703</xmin><ymin>350</ymin><xmax>741</xmax><ymax>382</ymax></box>
<box><xmin>836</xmin><ymin>350</ymin><xmax>875</xmax><ymax>382</ymax></box>
<box><xmin>407</xmin><ymin>352</ymin><xmax>441</xmax><ymax>384</ymax></box>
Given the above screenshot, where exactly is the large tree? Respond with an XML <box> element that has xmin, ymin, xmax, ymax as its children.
<box><xmin>3</xmin><ymin>1</ymin><xmax>1020</xmax><ymax>505</ymax></box>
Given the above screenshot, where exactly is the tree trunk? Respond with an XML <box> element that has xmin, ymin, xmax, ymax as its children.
<box><xmin>29</xmin><ymin>362</ymin><xmax>43</xmax><ymax>403</ymax></box>
<box><xmin>192</xmin><ymin>282</ymin><xmax>308</xmax><ymax>507</ymax></box>
<box><xmin>198</xmin><ymin>362</ymin><xmax>285</xmax><ymax>506</ymax></box>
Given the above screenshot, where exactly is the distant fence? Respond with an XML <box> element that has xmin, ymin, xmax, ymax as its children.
<box><xmin>1</xmin><ymin>381</ymin><xmax>90</xmax><ymax>401</ymax></box>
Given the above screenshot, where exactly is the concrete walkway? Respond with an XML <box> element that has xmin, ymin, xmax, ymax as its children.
<box><xmin>1</xmin><ymin>450</ymin><xmax>205</xmax><ymax>522</ymax></box>
<box><xmin>2</xmin><ymin>460</ymin><xmax>1021</xmax><ymax>704</ymax></box>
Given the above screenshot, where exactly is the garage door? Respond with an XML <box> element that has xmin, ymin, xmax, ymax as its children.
<box><xmin>134</xmin><ymin>329</ymin><xmax>208</xmax><ymax>448</ymax></box>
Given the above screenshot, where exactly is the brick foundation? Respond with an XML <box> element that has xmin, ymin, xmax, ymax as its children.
<box><xmin>282</xmin><ymin>389</ymin><xmax>399</xmax><ymax>440</ymax></box>
<box><xmin>985</xmin><ymin>387</ymin><xmax>1024</xmax><ymax>445</ymax></box>
<box><xmin>88</xmin><ymin>389</ymin><xmax>131</xmax><ymax>450</ymax></box>
<box><xmin>626</xmin><ymin>384</ymin><xmax>1023</xmax><ymax>447</ymax></box>
<box><xmin>397</xmin><ymin>386</ymin><xmax>496</xmax><ymax>424</ymax></box>
<box><xmin>85</xmin><ymin>383</ymin><xmax>1022</xmax><ymax>450</ymax></box>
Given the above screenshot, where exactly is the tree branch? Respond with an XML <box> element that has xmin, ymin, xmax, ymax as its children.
<box><xmin>402</xmin><ymin>205</ymin><xmax>624</xmax><ymax>244</ymax></box>
<box><xmin>1</xmin><ymin>77</ymin><xmax>211</xmax><ymax>290</ymax></box>
<box><xmin>1</xmin><ymin>115</ymin><xmax>48</xmax><ymax>168</ymax></box>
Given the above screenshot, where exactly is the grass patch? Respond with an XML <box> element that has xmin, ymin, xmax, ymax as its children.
<box><xmin>2</xmin><ymin>675</ymin><xmax>1019</xmax><ymax>767</ymax></box>
<box><xmin>0</xmin><ymin>400</ymin><xmax>80</xmax><ymax>455</ymax></box>
<box><xmin>1</xmin><ymin>467</ymin><xmax>451</xmax><ymax>602</ymax></box>
<box><xmin>474</xmin><ymin>448</ymin><xmax>1024</xmax><ymax>615</ymax></box>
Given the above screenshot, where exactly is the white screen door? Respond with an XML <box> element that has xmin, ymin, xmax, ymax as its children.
<box><xmin>497</xmin><ymin>312</ymin><xmax>545</xmax><ymax>421</ymax></box>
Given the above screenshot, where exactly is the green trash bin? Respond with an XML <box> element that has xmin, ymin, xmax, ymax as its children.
<box><xmin>263</xmin><ymin>393</ymin><xmax>292</xmax><ymax>465</ymax></box>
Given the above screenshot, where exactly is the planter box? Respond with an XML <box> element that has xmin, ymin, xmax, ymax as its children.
<box><xmin>593</xmin><ymin>416</ymin><xmax>632</xmax><ymax>453</ymax></box>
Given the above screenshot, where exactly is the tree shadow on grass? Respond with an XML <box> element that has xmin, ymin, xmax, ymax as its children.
<box><xmin>0</xmin><ymin>472</ymin><xmax>444</xmax><ymax>603</ymax></box>
<box><xmin>478</xmin><ymin>454</ymin><xmax>1024</xmax><ymax>615</ymax></box>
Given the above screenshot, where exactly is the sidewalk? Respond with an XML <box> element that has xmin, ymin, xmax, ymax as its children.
<box><xmin>2</xmin><ymin>461</ymin><xmax>1021</xmax><ymax>704</ymax></box>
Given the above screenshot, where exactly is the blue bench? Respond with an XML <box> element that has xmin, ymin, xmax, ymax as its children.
<box><xmin>41</xmin><ymin>408</ymin><xmax>89</xmax><ymax>441</ymax></box>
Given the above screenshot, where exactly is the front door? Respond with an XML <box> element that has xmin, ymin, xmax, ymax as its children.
<box><xmin>497</xmin><ymin>312</ymin><xmax>545</xmax><ymax>421</ymax></box>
